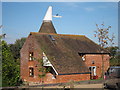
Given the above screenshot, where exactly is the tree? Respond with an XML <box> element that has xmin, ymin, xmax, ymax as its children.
<box><xmin>94</xmin><ymin>23</ymin><xmax>115</xmax><ymax>47</ymax></box>
<box><xmin>110</xmin><ymin>55</ymin><xmax>120</xmax><ymax>66</ymax></box>
<box><xmin>0</xmin><ymin>36</ymin><xmax>2</xmax><ymax>87</ymax></box>
<box><xmin>106</xmin><ymin>46</ymin><xmax>120</xmax><ymax>66</ymax></box>
<box><xmin>2</xmin><ymin>40</ymin><xmax>20</xmax><ymax>86</ymax></box>
<box><xmin>1</xmin><ymin>37</ymin><xmax>26</xmax><ymax>86</ymax></box>
<box><xmin>106</xmin><ymin>46</ymin><xmax>119</xmax><ymax>57</ymax></box>
<box><xmin>0</xmin><ymin>25</ymin><xmax>6</xmax><ymax>39</ymax></box>
<box><xmin>37</xmin><ymin>58</ymin><xmax>51</xmax><ymax>86</ymax></box>
<box><xmin>94</xmin><ymin>23</ymin><xmax>115</xmax><ymax>79</ymax></box>
<box><xmin>9</xmin><ymin>38</ymin><xmax>26</xmax><ymax>60</ymax></box>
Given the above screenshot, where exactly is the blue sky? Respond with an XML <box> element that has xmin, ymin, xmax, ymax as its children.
<box><xmin>2</xmin><ymin>2</ymin><xmax>118</xmax><ymax>46</ymax></box>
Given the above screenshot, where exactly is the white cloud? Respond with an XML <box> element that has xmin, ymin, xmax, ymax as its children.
<box><xmin>84</xmin><ymin>7</ymin><xmax>95</xmax><ymax>12</ymax></box>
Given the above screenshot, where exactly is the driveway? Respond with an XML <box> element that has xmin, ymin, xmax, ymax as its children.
<box><xmin>27</xmin><ymin>84</ymin><xmax>111</xmax><ymax>90</ymax></box>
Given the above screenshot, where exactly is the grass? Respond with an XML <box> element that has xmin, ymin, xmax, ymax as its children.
<box><xmin>90</xmin><ymin>78</ymin><xmax>103</xmax><ymax>81</ymax></box>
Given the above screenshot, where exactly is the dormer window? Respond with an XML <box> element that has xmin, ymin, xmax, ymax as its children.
<box><xmin>29</xmin><ymin>52</ymin><xmax>34</xmax><ymax>61</ymax></box>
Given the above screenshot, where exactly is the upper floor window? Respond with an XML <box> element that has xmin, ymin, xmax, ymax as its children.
<box><xmin>29</xmin><ymin>52</ymin><xmax>34</xmax><ymax>61</ymax></box>
<box><xmin>92</xmin><ymin>60</ymin><xmax>95</xmax><ymax>64</ymax></box>
<box><xmin>29</xmin><ymin>67</ymin><xmax>34</xmax><ymax>77</ymax></box>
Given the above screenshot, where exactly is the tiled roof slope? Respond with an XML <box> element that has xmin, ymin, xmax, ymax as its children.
<box><xmin>39</xmin><ymin>21</ymin><xmax>57</xmax><ymax>34</ymax></box>
<box><xmin>30</xmin><ymin>32</ymin><xmax>109</xmax><ymax>75</ymax></box>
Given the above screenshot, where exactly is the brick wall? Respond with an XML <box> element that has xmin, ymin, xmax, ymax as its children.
<box><xmin>56</xmin><ymin>74</ymin><xmax>90</xmax><ymax>84</ymax></box>
<box><xmin>20</xmin><ymin>35</ymin><xmax>91</xmax><ymax>84</ymax></box>
<box><xmin>84</xmin><ymin>54</ymin><xmax>110</xmax><ymax>78</ymax></box>
<box><xmin>21</xmin><ymin>72</ymin><xmax>90</xmax><ymax>84</ymax></box>
<box><xmin>20</xmin><ymin>35</ymin><xmax>109</xmax><ymax>85</ymax></box>
<box><xmin>20</xmin><ymin>35</ymin><xmax>43</xmax><ymax>83</ymax></box>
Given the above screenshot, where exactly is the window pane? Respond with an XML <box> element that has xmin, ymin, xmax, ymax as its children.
<box><xmin>29</xmin><ymin>68</ymin><xmax>34</xmax><ymax>77</ymax></box>
<box><xmin>29</xmin><ymin>52</ymin><xmax>34</xmax><ymax>61</ymax></box>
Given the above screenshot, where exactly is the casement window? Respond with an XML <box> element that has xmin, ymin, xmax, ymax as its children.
<box><xmin>29</xmin><ymin>67</ymin><xmax>34</xmax><ymax>77</ymax></box>
<box><xmin>29</xmin><ymin>52</ymin><xmax>34</xmax><ymax>61</ymax></box>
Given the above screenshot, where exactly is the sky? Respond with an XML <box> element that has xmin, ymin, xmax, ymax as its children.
<box><xmin>2</xmin><ymin>2</ymin><xmax>119</xmax><ymax>47</ymax></box>
<box><xmin>1</xmin><ymin>0</ymin><xmax>120</xmax><ymax>2</ymax></box>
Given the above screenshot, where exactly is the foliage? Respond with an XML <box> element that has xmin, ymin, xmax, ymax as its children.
<box><xmin>106</xmin><ymin>46</ymin><xmax>120</xmax><ymax>66</ymax></box>
<box><xmin>9</xmin><ymin>38</ymin><xmax>26</xmax><ymax>60</ymax></box>
<box><xmin>1</xmin><ymin>37</ymin><xmax>26</xmax><ymax>87</ymax></box>
<box><xmin>110</xmin><ymin>56</ymin><xmax>120</xmax><ymax>66</ymax></box>
<box><xmin>2</xmin><ymin>40</ymin><xmax>20</xmax><ymax>86</ymax></box>
<box><xmin>37</xmin><ymin>59</ymin><xmax>51</xmax><ymax>78</ymax></box>
<box><xmin>0</xmin><ymin>40</ymin><xmax>2</xmax><ymax>87</ymax></box>
<box><xmin>94</xmin><ymin>23</ymin><xmax>115</xmax><ymax>79</ymax></box>
<box><xmin>106</xmin><ymin>46</ymin><xmax>119</xmax><ymax>57</ymax></box>
<box><xmin>94</xmin><ymin>23</ymin><xmax>115</xmax><ymax>48</ymax></box>
<box><xmin>36</xmin><ymin>56</ymin><xmax>51</xmax><ymax>88</ymax></box>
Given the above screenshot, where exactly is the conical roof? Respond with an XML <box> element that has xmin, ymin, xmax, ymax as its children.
<box><xmin>39</xmin><ymin>21</ymin><xmax>57</xmax><ymax>33</ymax></box>
<box><xmin>39</xmin><ymin>6</ymin><xmax>57</xmax><ymax>34</ymax></box>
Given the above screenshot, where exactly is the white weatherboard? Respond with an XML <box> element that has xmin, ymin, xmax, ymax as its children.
<box><xmin>43</xmin><ymin>6</ymin><xmax>52</xmax><ymax>21</ymax></box>
<box><xmin>43</xmin><ymin>52</ymin><xmax>58</xmax><ymax>75</ymax></box>
<box><xmin>43</xmin><ymin>6</ymin><xmax>62</xmax><ymax>22</ymax></box>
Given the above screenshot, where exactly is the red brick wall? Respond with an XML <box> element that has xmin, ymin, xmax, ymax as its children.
<box><xmin>22</xmin><ymin>72</ymin><xmax>90</xmax><ymax>84</ymax></box>
<box><xmin>43</xmin><ymin>73</ymin><xmax>90</xmax><ymax>84</ymax></box>
<box><xmin>20</xmin><ymin>35</ymin><xmax>43</xmax><ymax>83</ymax></box>
<box><xmin>20</xmin><ymin>35</ymin><xmax>109</xmax><ymax>85</ymax></box>
<box><xmin>20</xmin><ymin>35</ymin><xmax>90</xmax><ymax>85</ymax></box>
<box><xmin>56</xmin><ymin>74</ymin><xmax>90</xmax><ymax>84</ymax></box>
<box><xmin>84</xmin><ymin>54</ymin><xmax>110</xmax><ymax>78</ymax></box>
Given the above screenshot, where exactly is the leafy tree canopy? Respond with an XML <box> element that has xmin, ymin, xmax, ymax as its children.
<box><xmin>106</xmin><ymin>46</ymin><xmax>120</xmax><ymax>66</ymax></box>
<box><xmin>2</xmin><ymin>40</ymin><xmax>20</xmax><ymax>86</ymax></box>
<box><xmin>106</xmin><ymin>46</ymin><xmax>119</xmax><ymax>57</ymax></box>
<box><xmin>9</xmin><ymin>38</ymin><xmax>26</xmax><ymax>60</ymax></box>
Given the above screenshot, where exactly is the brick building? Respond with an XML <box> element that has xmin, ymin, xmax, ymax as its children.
<box><xmin>20</xmin><ymin>6</ymin><xmax>110</xmax><ymax>85</ymax></box>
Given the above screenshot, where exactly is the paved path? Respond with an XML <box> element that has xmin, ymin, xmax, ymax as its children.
<box><xmin>74</xmin><ymin>83</ymin><xmax>103</xmax><ymax>88</ymax></box>
<box><xmin>2</xmin><ymin>84</ymin><xmax>112</xmax><ymax>90</ymax></box>
<box><xmin>28</xmin><ymin>83</ymin><xmax>104</xmax><ymax>89</ymax></box>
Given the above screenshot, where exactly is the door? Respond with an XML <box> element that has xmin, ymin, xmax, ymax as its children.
<box><xmin>89</xmin><ymin>66</ymin><xmax>97</xmax><ymax>79</ymax></box>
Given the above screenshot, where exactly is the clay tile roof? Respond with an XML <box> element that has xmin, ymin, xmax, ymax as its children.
<box><xmin>30</xmin><ymin>33</ymin><xmax>109</xmax><ymax>75</ymax></box>
<box><xmin>38</xmin><ymin>21</ymin><xmax>57</xmax><ymax>34</ymax></box>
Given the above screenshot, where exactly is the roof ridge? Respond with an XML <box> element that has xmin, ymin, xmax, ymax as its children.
<box><xmin>30</xmin><ymin>32</ymin><xmax>85</xmax><ymax>37</ymax></box>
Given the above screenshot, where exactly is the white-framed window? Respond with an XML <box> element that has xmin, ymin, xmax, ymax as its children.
<box><xmin>29</xmin><ymin>67</ymin><xmax>34</xmax><ymax>77</ymax></box>
<box><xmin>29</xmin><ymin>52</ymin><xmax>34</xmax><ymax>61</ymax></box>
